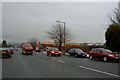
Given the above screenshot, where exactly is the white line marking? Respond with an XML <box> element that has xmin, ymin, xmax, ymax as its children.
<box><xmin>58</xmin><ymin>60</ymin><xmax>65</xmax><ymax>63</ymax></box>
<box><xmin>78</xmin><ymin>65</ymin><xmax>120</xmax><ymax>78</ymax></box>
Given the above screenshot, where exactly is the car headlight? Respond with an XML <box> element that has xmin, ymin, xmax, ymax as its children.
<box><xmin>52</xmin><ymin>51</ymin><xmax>54</xmax><ymax>53</ymax></box>
<box><xmin>59</xmin><ymin>51</ymin><xmax>61</xmax><ymax>53</ymax></box>
<box><xmin>108</xmin><ymin>54</ymin><xmax>114</xmax><ymax>57</ymax></box>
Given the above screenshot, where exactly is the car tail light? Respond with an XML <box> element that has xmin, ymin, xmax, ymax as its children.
<box><xmin>7</xmin><ymin>50</ymin><xmax>11</xmax><ymax>54</ymax></box>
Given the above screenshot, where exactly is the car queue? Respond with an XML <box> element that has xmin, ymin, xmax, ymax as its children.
<box><xmin>45</xmin><ymin>47</ymin><xmax>120</xmax><ymax>62</ymax></box>
<box><xmin>1</xmin><ymin>44</ymin><xmax>120</xmax><ymax>62</ymax></box>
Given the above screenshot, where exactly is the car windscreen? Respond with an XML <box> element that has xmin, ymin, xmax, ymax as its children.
<box><xmin>76</xmin><ymin>49</ymin><xmax>83</xmax><ymax>52</ymax></box>
<box><xmin>26</xmin><ymin>44</ymin><xmax>32</xmax><ymax>47</ymax></box>
<box><xmin>50</xmin><ymin>48</ymin><xmax>58</xmax><ymax>51</ymax></box>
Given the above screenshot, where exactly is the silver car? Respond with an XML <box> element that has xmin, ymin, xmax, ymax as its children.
<box><xmin>0</xmin><ymin>48</ymin><xmax>11</xmax><ymax>58</ymax></box>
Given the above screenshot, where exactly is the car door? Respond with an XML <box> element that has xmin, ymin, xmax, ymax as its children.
<box><xmin>73</xmin><ymin>50</ymin><xmax>78</xmax><ymax>56</ymax></box>
<box><xmin>95</xmin><ymin>49</ymin><xmax>102</xmax><ymax>59</ymax></box>
<box><xmin>70</xmin><ymin>49</ymin><xmax>76</xmax><ymax>56</ymax></box>
<box><xmin>68</xmin><ymin>49</ymin><xmax>73</xmax><ymax>55</ymax></box>
<box><xmin>90</xmin><ymin>49</ymin><xmax>96</xmax><ymax>58</ymax></box>
<box><xmin>47</xmin><ymin>49</ymin><xmax>51</xmax><ymax>54</ymax></box>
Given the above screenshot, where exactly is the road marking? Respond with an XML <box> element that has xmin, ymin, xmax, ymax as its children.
<box><xmin>41</xmin><ymin>55</ymin><xmax>65</xmax><ymax>63</ymax></box>
<box><xmin>58</xmin><ymin>60</ymin><xmax>65</xmax><ymax>63</ymax></box>
<box><xmin>78</xmin><ymin>65</ymin><xmax>120</xmax><ymax>78</ymax></box>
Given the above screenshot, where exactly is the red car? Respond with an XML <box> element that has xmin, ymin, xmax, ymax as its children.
<box><xmin>47</xmin><ymin>47</ymin><xmax>61</xmax><ymax>57</ymax></box>
<box><xmin>89</xmin><ymin>48</ymin><xmax>120</xmax><ymax>62</ymax></box>
<box><xmin>22</xmin><ymin>43</ymin><xmax>34</xmax><ymax>55</ymax></box>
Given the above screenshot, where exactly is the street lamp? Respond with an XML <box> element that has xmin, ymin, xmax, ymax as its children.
<box><xmin>56</xmin><ymin>21</ymin><xmax>66</xmax><ymax>54</ymax></box>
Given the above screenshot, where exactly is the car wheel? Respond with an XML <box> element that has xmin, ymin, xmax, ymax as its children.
<box><xmin>103</xmin><ymin>56</ymin><xmax>107</xmax><ymax>62</ymax></box>
<box><xmin>59</xmin><ymin>54</ymin><xmax>61</xmax><ymax>57</ymax></box>
<box><xmin>50</xmin><ymin>54</ymin><xmax>52</xmax><ymax>56</ymax></box>
<box><xmin>68</xmin><ymin>54</ymin><xmax>71</xmax><ymax>57</ymax></box>
<box><xmin>22</xmin><ymin>52</ymin><xmax>24</xmax><ymax>55</ymax></box>
<box><xmin>47</xmin><ymin>54</ymin><xmax>49</xmax><ymax>56</ymax></box>
<box><xmin>75</xmin><ymin>54</ymin><xmax>78</xmax><ymax>58</ymax></box>
<box><xmin>89</xmin><ymin>55</ymin><xmax>93</xmax><ymax>60</ymax></box>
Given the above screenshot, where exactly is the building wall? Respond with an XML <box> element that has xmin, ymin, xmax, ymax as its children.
<box><xmin>40</xmin><ymin>42</ymin><xmax>103</xmax><ymax>53</ymax></box>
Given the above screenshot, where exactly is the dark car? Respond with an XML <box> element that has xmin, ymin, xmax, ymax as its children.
<box><xmin>68</xmin><ymin>48</ymin><xmax>87</xmax><ymax>58</ymax></box>
<box><xmin>47</xmin><ymin>47</ymin><xmax>61</xmax><ymax>56</ymax></box>
<box><xmin>89</xmin><ymin>48</ymin><xmax>120</xmax><ymax>62</ymax></box>
<box><xmin>0</xmin><ymin>48</ymin><xmax>11</xmax><ymax>58</ymax></box>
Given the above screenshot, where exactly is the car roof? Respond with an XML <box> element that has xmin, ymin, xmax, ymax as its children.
<box><xmin>0</xmin><ymin>48</ymin><xmax>9</xmax><ymax>50</ymax></box>
<box><xmin>91</xmin><ymin>48</ymin><xmax>111</xmax><ymax>51</ymax></box>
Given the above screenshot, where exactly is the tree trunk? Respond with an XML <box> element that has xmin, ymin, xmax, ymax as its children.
<box><xmin>59</xmin><ymin>40</ymin><xmax>62</xmax><ymax>51</ymax></box>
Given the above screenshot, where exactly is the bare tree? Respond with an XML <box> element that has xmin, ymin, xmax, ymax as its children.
<box><xmin>47</xmin><ymin>23</ymin><xmax>71</xmax><ymax>51</ymax></box>
<box><xmin>28</xmin><ymin>38</ymin><xmax>38</xmax><ymax>50</ymax></box>
<box><xmin>110</xmin><ymin>8</ymin><xmax>120</xmax><ymax>26</ymax></box>
<box><xmin>2</xmin><ymin>40</ymin><xmax>7</xmax><ymax>47</ymax></box>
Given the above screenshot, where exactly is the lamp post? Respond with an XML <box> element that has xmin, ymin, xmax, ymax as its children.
<box><xmin>118</xmin><ymin>1</ymin><xmax>120</xmax><ymax>11</ymax></box>
<box><xmin>56</xmin><ymin>21</ymin><xmax>66</xmax><ymax>54</ymax></box>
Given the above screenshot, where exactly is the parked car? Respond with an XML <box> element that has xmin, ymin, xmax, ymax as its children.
<box><xmin>22</xmin><ymin>43</ymin><xmax>34</xmax><ymax>55</ymax></box>
<box><xmin>47</xmin><ymin>47</ymin><xmax>61</xmax><ymax>56</ymax></box>
<box><xmin>0</xmin><ymin>48</ymin><xmax>11</xmax><ymax>58</ymax></box>
<box><xmin>68</xmin><ymin>48</ymin><xmax>87</xmax><ymax>58</ymax></box>
<box><xmin>89</xmin><ymin>48</ymin><xmax>120</xmax><ymax>62</ymax></box>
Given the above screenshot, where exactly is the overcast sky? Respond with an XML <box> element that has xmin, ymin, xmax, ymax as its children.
<box><xmin>2</xmin><ymin>2</ymin><xmax>119</xmax><ymax>43</ymax></box>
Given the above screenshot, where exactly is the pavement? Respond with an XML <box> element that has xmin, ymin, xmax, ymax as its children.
<box><xmin>2</xmin><ymin>50</ymin><xmax>120</xmax><ymax>78</ymax></box>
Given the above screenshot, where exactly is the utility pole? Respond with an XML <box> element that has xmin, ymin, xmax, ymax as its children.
<box><xmin>63</xmin><ymin>22</ymin><xmax>66</xmax><ymax>54</ymax></box>
<box><xmin>56</xmin><ymin>21</ymin><xmax>66</xmax><ymax>54</ymax></box>
<box><xmin>118</xmin><ymin>1</ymin><xmax>120</xmax><ymax>26</ymax></box>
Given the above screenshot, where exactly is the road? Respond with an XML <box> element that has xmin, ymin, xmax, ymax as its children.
<box><xmin>2</xmin><ymin>50</ymin><xmax>120</xmax><ymax>78</ymax></box>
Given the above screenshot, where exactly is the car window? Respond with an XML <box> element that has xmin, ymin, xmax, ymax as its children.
<box><xmin>97</xmin><ymin>49</ymin><xmax>102</xmax><ymax>53</ymax></box>
<box><xmin>69</xmin><ymin>49</ymin><xmax>74</xmax><ymax>52</ymax></box>
<box><xmin>76</xmin><ymin>49</ymin><xmax>83</xmax><ymax>53</ymax></box>
<box><xmin>102</xmin><ymin>49</ymin><xmax>112</xmax><ymax>53</ymax></box>
<box><xmin>26</xmin><ymin>44</ymin><xmax>32</xmax><ymax>47</ymax></box>
<box><xmin>91</xmin><ymin>48</ymin><xmax>96</xmax><ymax>52</ymax></box>
<box><xmin>73</xmin><ymin>49</ymin><xmax>76</xmax><ymax>52</ymax></box>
